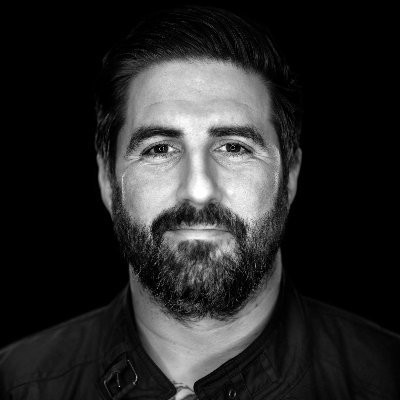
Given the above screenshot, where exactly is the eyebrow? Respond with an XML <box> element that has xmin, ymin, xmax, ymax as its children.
<box><xmin>125</xmin><ymin>125</ymin><xmax>268</xmax><ymax>156</ymax></box>
<box><xmin>209</xmin><ymin>126</ymin><xmax>267</xmax><ymax>149</ymax></box>
<box><xmin>126</xmin><ymin>127</ymin><xmax>182</xmax><ymax>155</ymax></box>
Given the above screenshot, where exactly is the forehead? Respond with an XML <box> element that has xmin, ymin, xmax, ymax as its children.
<box><xmin>120</xmin><ymin>60</ymin><xmax>276</xmax><ymax>145</ymax></box>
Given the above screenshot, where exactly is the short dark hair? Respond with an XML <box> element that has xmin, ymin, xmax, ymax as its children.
<box><xmin>95</xmin><ymin>5</ymin><xmax>302</xmax><ymax>180</ymax></box>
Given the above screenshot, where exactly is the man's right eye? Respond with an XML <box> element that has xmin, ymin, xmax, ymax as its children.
<box><xmin>141</xmin><ymin>143</ymin><xmax>179</xmax><ymax>158</ymax></box>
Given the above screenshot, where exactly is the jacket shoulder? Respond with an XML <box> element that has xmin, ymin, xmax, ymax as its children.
<box><xmin>0</xmin><ymin>305</ymin><xmax>109</xmax><ymax>396</ymax></box>
<box><xmin>303</xmin><ymin>296</ymin><xmax>400</xmax><ymax>397</ymax></box>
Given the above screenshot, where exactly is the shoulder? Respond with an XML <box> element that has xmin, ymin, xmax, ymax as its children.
<box><xmin>301</xmin><ymin>295</ymin><xmax>400</xmax><ymax>397</ymax></box>
<box><xmin>0</xmin><ymin>297</ymin><xmax>120</xmax><ymax>398</ymax></box>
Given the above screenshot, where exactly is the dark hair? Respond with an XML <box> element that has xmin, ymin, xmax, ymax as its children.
<box><xmin>95</xmin><ymin>5</ymin><xmax>302</xmax><ymax>180</ymax></box>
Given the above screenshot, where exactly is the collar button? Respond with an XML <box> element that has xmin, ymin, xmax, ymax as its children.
<box><xmin>103</xmin><ymin>358</ymin><xmax>138</xmax><ymax>399</ymax></box>
<box><xmin>228</xmin><ymin>388</ymin><xmax>237</xmax><ymax>398</ymax></box>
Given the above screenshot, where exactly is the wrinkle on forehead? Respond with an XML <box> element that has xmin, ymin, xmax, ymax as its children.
<box><xmin>125</xmin><ymin>60</ymin><xmax>272</xmax><ymax>129</ymax></box>
<box><xmin>130</xmin><ymin>60</ymin><xmax>265</xmax><ymax>100</ymax></box>
<box><xmin>136</xmin><ymin>99</ymin><xmax>262</xmax><ymax>130</ymax></box>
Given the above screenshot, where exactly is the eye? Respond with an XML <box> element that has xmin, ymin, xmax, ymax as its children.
<box><xmin>215</xmin><ymin>142</ymin><xmax>252</xmax><ymax>157</ymax></box>
<box><xmin>141</xmin><ymin>143</ymin><xmax>179</xmax><ymax>158</ymax></box>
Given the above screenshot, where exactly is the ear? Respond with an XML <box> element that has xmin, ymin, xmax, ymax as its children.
<box><xmin>287</xmin><ymin>148</ymin><xmax>302</xmax><ymax>206</ymax></box>
<box><xmin>97</xmin><ymin>154</ymin><xmax>113</xmax><ymax>215</ymax></box>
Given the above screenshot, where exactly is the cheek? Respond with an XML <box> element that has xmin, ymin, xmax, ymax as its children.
<box><xmin>224</xmin><ymin>166</ymin><xmax>281</xmax><ymax>219</ymax></box>
<box><xmin>120</xmin><ymin>168</ymin><xmax>177</xmax><ymax>224</ymax></box>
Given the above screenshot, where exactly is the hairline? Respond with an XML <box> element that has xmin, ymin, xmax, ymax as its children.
<box><xmin>106</xmin><ymin>56</ymin><xmax>282</xmax><ymax>175</ymax></box>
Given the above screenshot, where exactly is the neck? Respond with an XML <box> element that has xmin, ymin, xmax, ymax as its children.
<box><xmin>129</xmin><ymin>251</ymin><xmax>282</xmax><ymax>390</ymax></box>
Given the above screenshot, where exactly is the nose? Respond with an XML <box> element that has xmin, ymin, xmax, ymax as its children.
<box><xmin>176</xmin><ymin>153</ymin><xmax>222</xmax><ymax>207</ymax></box>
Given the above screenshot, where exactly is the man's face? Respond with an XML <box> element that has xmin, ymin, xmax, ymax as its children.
<box><xmin>100</xmin><ymin>60</ymin><xmax>296</xmax><ymax>320</ymax></box>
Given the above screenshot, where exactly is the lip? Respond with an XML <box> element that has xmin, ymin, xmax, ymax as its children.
<box><xmin>173</xmin><ymin>225</ymin><xmax>228</xmax><ymax>231</ymax></box>
<box><xmin>166</xmin><ymin>227</ymin><xmax>231</xmax><ymax>240</ymax></box>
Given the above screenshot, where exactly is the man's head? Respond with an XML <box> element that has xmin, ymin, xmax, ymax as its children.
<box><xmin>95</xmin><ymin>6</ymin><xmax>302</xmax><ymax>182</ymax></box>
<box><xmin>95</xmin><ymin>6</ymin><xmax>302</xmax><ymax>321</ymax></box>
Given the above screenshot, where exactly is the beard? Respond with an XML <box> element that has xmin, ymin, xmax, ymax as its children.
<box><xmin>111</xmin><ymin>179</ymin><xmax>289</xmax><ymax>322</ymax></box>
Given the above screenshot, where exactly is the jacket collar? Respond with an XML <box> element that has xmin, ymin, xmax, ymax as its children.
<box><xmin>97</xmin><ymin>275</ymin><xmax>311</xmax><ymax>399</ymax></box>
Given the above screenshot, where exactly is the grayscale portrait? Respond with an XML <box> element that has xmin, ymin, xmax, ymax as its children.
<box><xmin>1</xmin><ymin>3</ymin><xmax>399</xmax><ymax>399</ymax></box>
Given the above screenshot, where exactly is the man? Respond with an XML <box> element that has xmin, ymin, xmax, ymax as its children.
<box><xmin>1</xmin><ymin>5</ymin><xmax>399</xmax><ymax>400</ymax></box>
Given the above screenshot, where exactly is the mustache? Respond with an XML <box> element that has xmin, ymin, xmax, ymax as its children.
<box><xmin>151</xmin><ymin>202</ymin><xmax>247</xmax><ymax>241</ymax></box>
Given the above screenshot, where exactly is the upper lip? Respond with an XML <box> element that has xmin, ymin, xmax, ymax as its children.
<box><xmin>174</xmin><ymin>225</ymin><xmax>228</xmax><ymax>231</ymax></box>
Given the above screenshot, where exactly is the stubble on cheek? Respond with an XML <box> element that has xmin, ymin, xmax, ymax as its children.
<box><xmin>120</xmin><ymin>164</ymin><xmax>180</xmax><ymax>227</ymax></box>
<box><xmin>119</xmin><ymin>169</ymin><xmax>155</xmax><ymax>223</ymax></box>
<box><xmin>254</xmin><ymin>154</ymin><xmax>282</xmax><ymax>215</ymax></box>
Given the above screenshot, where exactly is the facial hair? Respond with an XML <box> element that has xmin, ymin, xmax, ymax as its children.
<box><xmin>111</xmin><ymin>179</ymin><xmax>289</xmax><ymax>322</ymax></box>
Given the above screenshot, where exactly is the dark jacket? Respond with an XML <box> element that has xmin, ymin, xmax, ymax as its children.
<box><xmin>1</xmin><ymin>280</ymin><xmax>399</xmax><ymax>399</ymax></box>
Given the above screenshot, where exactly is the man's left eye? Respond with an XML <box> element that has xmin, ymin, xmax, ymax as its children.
<box><xmin>217</xmin><ymin>143</ymin><xmax>250</xmax><ymax>155</ymax></box>
<box><xmin>150</xmin><ymin>144</ymin><xmax>169</xmax><ymax>154</ymax></box>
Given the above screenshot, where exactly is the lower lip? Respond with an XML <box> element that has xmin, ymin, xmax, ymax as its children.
<box><xmin>166</xmin><ymin>229</ymin><xmax>232</xmax><ymax>240</ymax></box>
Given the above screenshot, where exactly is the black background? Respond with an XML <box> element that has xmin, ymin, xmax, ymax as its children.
<box><xmin>1</xmin><ymin>1</ymin><xmax>399</xmax><ymax>347</ymax></box>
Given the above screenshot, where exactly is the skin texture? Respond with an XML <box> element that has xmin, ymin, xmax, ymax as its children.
<box><xmin>98</xmin><ymin>60</ymin><xmax>301</xmax><ymax>391</ymax></box>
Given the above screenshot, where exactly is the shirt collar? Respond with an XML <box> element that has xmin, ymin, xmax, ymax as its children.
<box><xmin>97</xmin><ymin>275</ymin><xmax>311</xmax><ymax>399</ymax></box>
